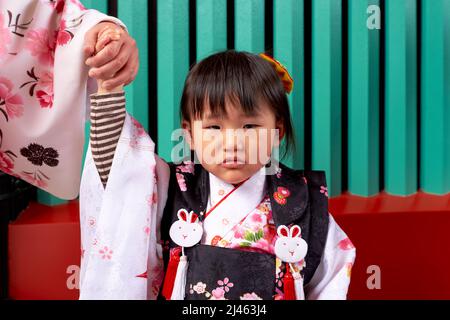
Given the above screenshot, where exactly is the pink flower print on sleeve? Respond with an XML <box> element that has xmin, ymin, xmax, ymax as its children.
<box><xmin>99</xmin><ymin>246</ymin><xmax>113</xmax><ymax>260</ymax></box>
<box><xmin>25</xmin><ymin>29</ymin><xmax>57</xmax><ymax>66</ymax></box>
<box><xmin>48</xmin><ymin>0</ymin><xmax>65</xmax><ymax>13</ymax></box>
<box><xmin>56</xmin><ymin>20</ymin><xmax>75</xmax><ymax>46</ymax></box>
<box><xmin>338</xmin><ymin>237</ymin><xmax>355</xmax><ymax>250</ymax></box>
<box><xmin>0</xmin><ymin>151</ymin><xmax>15</xmax><ymax>174</ymax></box>
<box><xmin>0</xmin><ymin>14</ymin><xmax>12</xmax><ymax>58</ymax></box>
<box><xmin>0</xmin><ymin>77</ymin><xmax>24</xmax><ymax>120</ymax></box>
<box><xmin>320</xmin><ymin>185</ymin><xmax>328</xmax><ymax>197</ymax></box>
<box><xmin>131</xmin><ymin>117</ymin><xmax>146</xmax><ymax>137</ymax></box>
<box><xmin>36</xmin><ymin>90</ymin><xmax>53</xmax><ymax>108</ymax></box>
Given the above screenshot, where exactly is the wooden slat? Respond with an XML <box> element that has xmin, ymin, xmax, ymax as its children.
<box><xmin>384</xmin><ymin>0</ymin><xmax>417</xmax><ymax>195</ymax></box>
<box><xmin>348</xmin><ymin>0</ymin><xmax>380</xmax><ymax>196</ymax></box>
<box><xmin>235</xmin><ymin>0</ymin><xmax>265</xmax><ymax>53</ymax></box>
<box><xmin>420</xmin><ymin>0</ymin><xmax>450</xmax><ymax>194</ymax></box>
<box><xmin>311</xmin><ymin>0</ymin><xmax>342</xmax><ymax>197</ymax></box>
<box><xmin>273</xmin><ymin>0</ymin><xmax>304</xmax><ymax>169</ymax></box>
<box><xmin>196</xmin><ymin>0</ymin><xmax>227</xmax><ymax>61</ymax></box>
<box><xmin>157</xmin><ymin>0</ymin><xmax>190</xmax><ymax>161</ymax></box>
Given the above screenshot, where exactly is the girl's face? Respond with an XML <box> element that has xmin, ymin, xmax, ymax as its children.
<box><xmin>183</xmin><ymin>99</ymin><xmax>284</xmax><ymax>185</ymax></box>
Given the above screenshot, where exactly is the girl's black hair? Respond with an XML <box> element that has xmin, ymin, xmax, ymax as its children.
<box><xmin>180</xmin><ymin>50</ymin><xmax>295</xmax><ymax>158</ymax></box>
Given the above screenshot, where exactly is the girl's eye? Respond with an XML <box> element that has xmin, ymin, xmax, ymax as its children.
<box><xmin>243</xmin><ymin>124</ymin><xmax>259</xmax><ymax>129</ymax></box>
<box><xmin>205</xmin><ymin>125</ymin><xmax>221</xmax><ymax>130</ymax></box>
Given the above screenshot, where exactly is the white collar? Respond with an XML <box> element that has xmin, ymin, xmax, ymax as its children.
<box><xmin>208</xmin><ymin>166</ymin><xmax>267</xmax><ymax>208</ymax></box>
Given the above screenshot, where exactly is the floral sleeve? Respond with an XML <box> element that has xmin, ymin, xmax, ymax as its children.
<box><xmin>304</xmin><ymin>213</ymin><xmax>356</xmax><ymax>300</ymax></box>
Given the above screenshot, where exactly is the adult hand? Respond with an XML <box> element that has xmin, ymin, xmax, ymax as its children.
<box><xmin>84</xmin><ymin>22</ymin><xmax>139</xmax><ymax>90</ymax></box>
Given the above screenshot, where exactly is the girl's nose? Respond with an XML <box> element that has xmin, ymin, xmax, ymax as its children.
<box><xmin>223</xmin><ymin>129</ymin><xmax>245</xmax><ymax>153</ymax></box>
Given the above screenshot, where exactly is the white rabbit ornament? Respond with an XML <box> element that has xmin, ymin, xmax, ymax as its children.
<box><xmin>169</xmin><ymin>209</ymin><xmax>203</xmax><ymax>248</ymax></box>
<box><xmin>167</xmin><ymin>208</ymin><xmax>203</xmax><ymax>300</ymax></box>
<box><xmin>275</xmin><ymin>225</ymin><xmax>308</xmax><ymax>300</ymax></box>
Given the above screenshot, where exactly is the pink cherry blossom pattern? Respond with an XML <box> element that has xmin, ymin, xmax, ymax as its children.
<box><xmin>177</xmin><ymin>161</ymin><xmax>195</xmax><ymax>174</ymax></box>
<box><xmin>99</xmin><ymin>246</ymin><xmax>113</xmax><ymax>260</ymax></box>
<box><xmin>36</xmin><ymin>90</ymin><xmax>53</xmax><ymax>108</ymax></box>
<box><xmin>217</xmin><ymin>277</ymin><xmax>234</xmax><ymax>292</ymax></box>
<box><xmin>0</xmin><ymin>150</ymin><xmax>15</xmax><ymax>174</ymax></box>
<box><xmin>176</xmin><ymin>172</ymin><xmax>187</xmax><ymax>192</ymax></box>
<box><xmin>320</xmin><ymin>185</ymin><xmax>328</xmax><ymax>197</ymax></box>
<box><xmin>240</xmin><ymin>292</ymin><xmax>262</xmax><ymax>300</ymax></box>
<box><xmin>338</xmin><ymin>238</ymin><xmax>355</xmax><ymax>250</ymax></box>
<box><xmin>0</xmin><ymin>77</ymin><xmax>24</xmax><ymax>120</ymax></box>
<box><xmin>193</xmin><ymin>282</ymin><xmax>207</xmax><ymax>294</ymax></box>
<box><xmin>131</xmin><ymin>117</ymin><xmax>146</xmax><ymax>137</ymax></box>
<box><xmin>88</xmin><ymin>216</ymin><xmax>96</xmax><ymax>227</ymax></box>
<box><xmin>37</xmin><ymin>70</ymin><xmax>54</xmax><ymax>92</ymax></box>
<box><xmin>48</xmin><ymin>0</ymin><xmax>65</xmax><ymax>13</ymax></box>
<box><xmin>25</xmin><ymin>29</ymin><xmax>57</xmax><ymax>66</ymax></box>
<box><xmin>0</xmin><ymin>13</ymin><xmax>12</xmax><ymax>58</ymax></box>
<box><xmin>56</xmin><ymin>19</ymin><xmax>75</xmax><ymax>46</ymax></box>
<box><xmin>210</xmin><ymin>287</ymin><xmax>226</xmax><ymax>300</ymax></box>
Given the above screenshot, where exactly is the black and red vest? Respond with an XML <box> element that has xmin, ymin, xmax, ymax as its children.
<box><xmin>159</xmin><ymin>162</ymin><xmax>329</xmax><ymax>300</ymax></box>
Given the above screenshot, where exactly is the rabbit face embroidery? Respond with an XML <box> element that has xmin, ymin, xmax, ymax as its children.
<box><xmin>274</xmin><ymin>225</ymin><xmax>308</xmax><ymax>263</ymax></box>
<box><xmin>169</xmin><ymin>209</ymin><xmax>203</xmax><ymax>247</ymax></box>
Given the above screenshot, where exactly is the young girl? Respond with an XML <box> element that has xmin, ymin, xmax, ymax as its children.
<box><xmin>80</xmin><ymin>32</ymin><xmax>355</xmax><ymax>300</ymax></box>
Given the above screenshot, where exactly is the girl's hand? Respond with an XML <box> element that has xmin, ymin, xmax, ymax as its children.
<box><xmin>84</xmin><ymin>21</ymin><xmax>138</xmax><ymax>91</ymax></box>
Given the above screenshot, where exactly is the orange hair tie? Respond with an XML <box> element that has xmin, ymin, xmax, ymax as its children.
<box><xmin>259</xmin><ymin>53</ymin><xmax>294</xmax><ymax>94</ymax></box>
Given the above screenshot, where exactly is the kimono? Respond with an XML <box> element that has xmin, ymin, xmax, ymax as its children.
<box><xmin>80</xmin><ymin>112</ymin><xmax>356</xmax><ymax>300</ymax></box>
<box><xmin>160</xmin><ymin>161</ymin><xmax>356</xmax><ymax>300</ymax></box>
<box><xmin>0</xmin><ymin>0</ymin><xmax>125</xmax><ymax>199</ymax></box>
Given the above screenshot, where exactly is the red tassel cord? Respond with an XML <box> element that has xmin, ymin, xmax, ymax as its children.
<box><xmin>161</xmin><ymin>247</ymin><xmax>181</xmax><ymax>300</ymax></box>
<box><xmin>283</xmin><ymin>263</ymin><xmax>296</xmax><ymax>300</ymax></box>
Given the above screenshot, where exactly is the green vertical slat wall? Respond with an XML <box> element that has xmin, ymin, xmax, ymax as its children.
<box><xmin>312</xmin><ymin>0</ymin><xmax>342</xmax><ymax>197</ymax></box>
<box><xmin>348</xmin><ymin>0</ymin><xmax>380</xmax><ymax>196</ymax></box>
<box><xmin>421</xmin><ymin>0</ymin><xmax>450</xmax><ymax>195</ymax></box>
<box><xmin>196</xmin><ymin>0</ymin><xmax>227</xmax><ymax>61</ymax></box>
<box><xmin>385</xmin><ymin>0</ymin><xmax>417</xmax><ymax>195</ymax></box>
<box><xmin>157</xmin><ymin>0</ymin><xmax>190</xmax><ymax>162</ymax></box>
<box><xmin>274</xmin><ymin>0</ymin><xmax>305</xmax><ymax>170</ymax></box>
<box><xmin>40</xmin><ymin>1</ymin><xmax>450</xmax><ymax>205</ymax></box>
<box><xmin>235</xmin><ymin>0</ymin><xmax>265</xmax><ymax>53</ymax></box>
<box><xmin>118</xmin><ymin>0</ymin><xmax>149</xmax><ymax>130</ymax></box>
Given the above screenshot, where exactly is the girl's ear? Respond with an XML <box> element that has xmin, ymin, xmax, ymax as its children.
<box><xmin>182</xmin><ymin>120</ymin><xmax>194</xmax><ymax>150</ymax></box>
<box><xmin>273</xmin><ymin>120</ymin><xmax>285</xmax><ymax>148</ymax></box>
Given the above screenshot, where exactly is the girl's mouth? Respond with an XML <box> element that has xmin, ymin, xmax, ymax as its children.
<box><xmin>221</xmin><ymin>158</ymin><xmax>245</xmax><ymax>169</ymax></box>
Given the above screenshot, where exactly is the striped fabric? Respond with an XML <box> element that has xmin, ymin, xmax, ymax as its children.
<box><xmin>90</xmin><ymin>92</ymin><xmax>126</xmax><ymax>187</ymax></box>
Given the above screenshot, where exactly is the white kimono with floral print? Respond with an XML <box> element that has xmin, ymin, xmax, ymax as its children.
<box><xmin>80</xmin><ymin>111</ymin><xmax>356</xmax><ymax>300</ymax></box>
<box><xmin>0</xmin><ymin>0</ymin><xmax>125</xmax><ymax>199</ymax></box>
